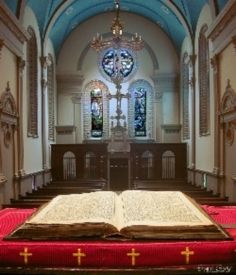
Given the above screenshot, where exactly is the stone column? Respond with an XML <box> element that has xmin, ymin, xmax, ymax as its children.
<box><xmin>189</xmin><ymin>54</ymin><xmax>196</xmax><ymax>171</ymax></box>
<box><xmin>16</xmin><ymin>57</ymin><xmax>26</xmax><ymax>177</ymax></box>
<box><xmin>211</xmin><ymin>55</ymin><xmax>221</xmax><ymax>175</ymax></box>
<box><xmin>153</xmin><ymin>73</ymin><xmax>179</xmax><ymax>142</ymax></box>
<box><xmin>0</xmin><ymin>43</ymin><xmax>7</xmax><ymax>185</ymax></box>
<box><xmin>57</xmin><ymin>73</ymin><xmax>85</xmax><ymax>143</ymax></box>
<box><xmin>151</xmin><ymin>72</ymin><xmax>163</xmax><ymax>142</ymax></box>
<box><xmin>0</xmin><ymin>39</ymin><xmax>3</xmax><ymax>60</ymax></box>
<box><xmin>40</xmin><ymin>56</ymin><xmax>51</xmax><ymax>170</ymax></box>
<box><xmin>71</xmin><ymin>94</ymin><xmax>83</xmax><ymax>143</ymax></box>
<box><xmin>232</xmin><ymin>36</ymin><xmax>236</xmax><ymax>53</ymax></box>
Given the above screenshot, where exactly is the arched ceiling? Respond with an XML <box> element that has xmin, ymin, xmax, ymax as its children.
<box><xmin>3</xmin><ymin>0</ymin><xmax>228</xmax><ymax>56</ymax></box>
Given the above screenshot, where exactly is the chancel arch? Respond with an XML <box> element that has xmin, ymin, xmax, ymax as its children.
<box><xmin>128</xmin><ymin>80</ymin><xmax>154</xmax><ymax>139</ymax></box>
<box><xmin>83</xmin><ymin>80</ymin><xmax>109</xmax><ymax>140</ymax></box>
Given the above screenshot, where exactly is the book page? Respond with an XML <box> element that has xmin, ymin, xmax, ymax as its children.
<box><xmin>119</xmin><ymin>190</ymin><xmax>213</xmax><ymax>228</ymax></box>
<box><xmin>27</xmin><ymin>192</ymin><xmax>118</xmax><ymax>226</ymax></box>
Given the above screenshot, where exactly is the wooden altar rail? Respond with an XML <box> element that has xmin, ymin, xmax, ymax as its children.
<box><xmin>51</xmin><ymin>143</ymin><xmax>187</xmax><ymax>184</ymax></box>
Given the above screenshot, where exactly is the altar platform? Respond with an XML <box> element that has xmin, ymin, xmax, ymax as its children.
<box><xmin>0</xmin><ymin>206</ymin><xmax>236</xmax><ymax>274</ymax></box>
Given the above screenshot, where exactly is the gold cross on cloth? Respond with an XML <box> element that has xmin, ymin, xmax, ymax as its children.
<box><xmin>19</xmin><ymin>247</ymin><xmax>32</xmax><ymax>265</ymax></box>
<box><xmin>181</xmin><ymin>246</ymin><xmax>194</xmax><ymax>264</ymax></box>
<box><xmin>127</xmin><ymin>248</ymin><xmax>140</xmax><ymax>266</ymax></box>
<box><xmin>73</xmin><ymin>248</ymin><xmax>86</xmax><ymax>266</ymax></box>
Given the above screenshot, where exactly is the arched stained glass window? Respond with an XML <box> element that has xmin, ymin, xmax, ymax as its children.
<box><xmin>134</xmin><ymin>87</ymin><xmax>146</xmax><ymax>137</ymax></box>
<box><xmin>128</xmin><ymin>80</ymin><xmax>153</xmax><ymax>139</ymax></box>
<box><xmin>91</xmin><ymin>88</ymin><xmax>103</xmax><ymax>137</ymax></box>
<box><xmin>199</xmin><ymin>24</ymin><xmax>210</xmax><ymax>136</ymax></box>
<box><xmin>83</xmin><ymin>80</ymin><xmax>109</xmax><ymax>140</ymax></box>
<box><xmin>27</xmin><ymin>26</ymin><xmax>38</xmax><ymax>138</ymax></box>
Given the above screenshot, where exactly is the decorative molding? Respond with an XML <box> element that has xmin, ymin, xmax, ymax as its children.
<box><xmin>189</xmin><ymin>54</ymin><xmax>197</xmax><ymax>66</ymax></box>
<box><xmin>0</xmin><ymin>82</ymin><xmax>18</xmax><ymax>148</ymax></box>
<box><xmin>56</xmin><ymin>125</ymin><xmax>76</xmax><ymax>135</ymax></box>
<box><xmin>0</xmin><ymin>3</ymin><xmax>29</xmax><ymax>56</ymax></box>
<box><xmin>0</xmin><ymin>38</ymin><xmax>3</xmax><ymax>59</ymax></box>
<box><xmin>220</xmin><ymin>80</ymin><xmax>236</xmax><ymax>117</ymax></box>
<box><xmin>40</xmin><ymin>56</ymin><xmax>51</xmax><ymax>69</ymax></box>
<box><xmin>232</xmin><ymin>175</ymin><xmax>236</xmax><ymax>183</ymax></box>
<box><xmin>199</xmin><ymin>24</ymin><xmax>210</xmax><ymax>137</ymax></box>
<box><xmin>208</xmin><ymin>1</ymin><xmax>236</xmax><ymax>42</ymax></box>
<box><xmin>18</xmin><ymin>58</ymin><xmax>25</xmax><ymax>75</ymax></box>
<box><xmin>193</xmin><ymin>168</ymin><xmax>225</xmax><ymax>179</ymax></box>
<box><xmin>232</xmin><ymin>36</ymin><xmax>236</xmax><ymax>53</ymax></box>
<box><xmin>47</xmin><ymin>54</ymin><xmax>55</xmax><ymax>141</ymax></box>
<box><xmin>161</xmin><ymin>124</ymin><xmax>181</xmax><ymax>134</ymax></box>
<box><xmin>57</xmin><ymin>73</ymin><xmax>85</xmax><ymax>95</ymax></box>
<box><xmin>71</xmin><ymin>94</ymin><xmax>82</xmax><ymax>104</ymax></box>
<box><xmin>27</xmin><ymin>26</ymin><xmax>38</xmax><ymax>138</ymax></box>
<box><xmin>219</xmin><ymin>80</ymin><xmax>236</xmax><ymax>146</ymax></box>
<box><xmin>41</xmin><ymin>78</ymin><xmax>48</xmax><ymax>90</ymax></box>
<box><xmin>182</xmin><ymin>52</ymin><xmax>190</xmax><ymax>140</ymax></box>
<box><xmin>210</xmin><ymin>56</ymin><xmax>218</xmax><ymax>74</ymax></box>
<box><xmin>0</xmin><ymin>174</ymin><xmax>7</xmax><ymax>185</ymax></box>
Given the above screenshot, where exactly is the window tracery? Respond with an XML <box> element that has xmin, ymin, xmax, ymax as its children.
<box><xmin>99</xmin><ymin>48</ymin><xmax>136</xmax><ymax>82</ymax></box>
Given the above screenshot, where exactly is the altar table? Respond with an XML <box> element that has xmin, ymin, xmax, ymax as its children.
<box><xmin>0</xmin><ymin>206</ymin><xmax>236</xmax><ymax>274</ymax></box>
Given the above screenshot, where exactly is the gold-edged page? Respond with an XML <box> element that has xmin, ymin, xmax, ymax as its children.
<box><xmin>27</xmin><ymin>192</ymin><xmax>117</xmax><ymax>226</ymax></box>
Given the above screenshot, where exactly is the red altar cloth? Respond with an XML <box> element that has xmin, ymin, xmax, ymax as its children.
<box><xmin>0</xmin><ymin>206</ymin><xmax>236</xmax><ymax>269</ymax></box>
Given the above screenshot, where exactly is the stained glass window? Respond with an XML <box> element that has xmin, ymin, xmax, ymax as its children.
<box><xmin>100</xmin><ymin>48</ymin><xmax>136</xmax><ymax>81</ymax></box>
<box><xmin>134</xmin><ymin>87</ymin><xmax>146</xmax><ymax>137</ymax></box>
<box><xmin>91</xmin><ymin>88</ymin><xmax>103</xmax><ymax>137</ymax></box>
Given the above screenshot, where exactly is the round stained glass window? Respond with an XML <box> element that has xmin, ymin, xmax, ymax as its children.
<box><xmin>99</xmin><ymin>48</ymin><xmax>137</xmax><ymax>82</ymax></box>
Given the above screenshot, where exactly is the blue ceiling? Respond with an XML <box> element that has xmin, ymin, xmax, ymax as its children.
<box><xmin>3</xmin><ymin>0</ymin><xmax>228</xmax><ymax>57</ymax></box>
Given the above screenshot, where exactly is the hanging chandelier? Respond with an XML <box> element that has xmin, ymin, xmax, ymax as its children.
<box><xmin>90</xmin><ymin>0</ymin><xmax>144</xmax><ymax>52</ymax></box>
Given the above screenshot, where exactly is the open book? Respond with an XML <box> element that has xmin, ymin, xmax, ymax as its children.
<box><xmin>6</xmin><ymin>190</ymin><xmax>230</xmax><ymax>240</ymax></box>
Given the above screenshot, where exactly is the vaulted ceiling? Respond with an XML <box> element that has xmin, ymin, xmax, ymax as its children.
<box><xmin>3</xmin><ymin>0</ymin><xmax>228</xmax><ymax>56</ymax></box>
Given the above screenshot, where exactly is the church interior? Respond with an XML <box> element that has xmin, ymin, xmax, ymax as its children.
<box><xmin>0</xmin><ymin>0</ymin><xmax>236</xmax><ymax>273</ymax></box>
